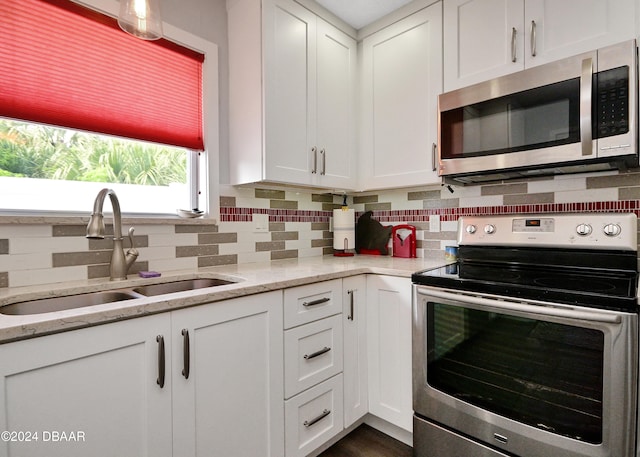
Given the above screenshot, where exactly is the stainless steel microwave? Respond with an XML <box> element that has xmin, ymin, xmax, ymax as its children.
<box><xmin>437</xmin><ymin>40</ymin><xmax>638</xmax><ymax>185</ymax></box>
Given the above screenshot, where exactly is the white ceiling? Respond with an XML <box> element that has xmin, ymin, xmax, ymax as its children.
<box><xmin>314</xmin><ymin>0</ymin><xmax>414</xmax><ymax>29</ymax></box>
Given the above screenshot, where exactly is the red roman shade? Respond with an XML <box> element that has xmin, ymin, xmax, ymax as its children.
<box><xmin>0</xmin><ymin>0</ymin><xmax>204</xmax><ymax>150</ymax></box>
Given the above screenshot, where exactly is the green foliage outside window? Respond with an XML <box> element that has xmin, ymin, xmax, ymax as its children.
<box><xmin>0</xmin><ymin>119</ymin><xmax>187</xmax><ymax>186</ymax></box>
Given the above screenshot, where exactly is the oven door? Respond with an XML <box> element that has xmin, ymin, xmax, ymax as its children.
<box><xmin>412</xmin><ymin>285</ymin><xmax>638</xmax><ymax>457</ymax></box>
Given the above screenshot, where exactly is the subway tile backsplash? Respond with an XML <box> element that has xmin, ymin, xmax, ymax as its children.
<box><xmin>2</xmin><ymin>171</ymin><xmax>640</xmax><ymax>288</ymax></box>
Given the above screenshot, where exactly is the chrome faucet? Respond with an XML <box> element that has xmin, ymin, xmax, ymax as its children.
<box><xmin>86</xmin><ymin>188</ymin><xmax>139</xmax><ymax>281</ymax></box>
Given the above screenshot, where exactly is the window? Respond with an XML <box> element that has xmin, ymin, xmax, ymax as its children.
<box><xmin>0</xmin><ymin>0</ymin><xmax>216</xmax><ymax>216</ymax></box>
<box><xmin>0</xmin><ymin>118</ymin><xmax>197</xmax><ymax>214</ymax></box>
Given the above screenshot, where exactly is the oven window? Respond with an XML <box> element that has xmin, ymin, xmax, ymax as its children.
<box><xmin>427</xmin><ymin>302</ymin><xmax>604</xmax><ymax>443</ymax></box>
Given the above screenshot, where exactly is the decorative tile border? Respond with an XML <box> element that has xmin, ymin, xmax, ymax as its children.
<box><xmin>220</xmin><ymin>207</ymin><xmax>331</xmax><ymax>223</ymax></box>
<box><xmin>224</xmin><ymin>200</ymin><xmax>640</xmax><ymax>225</ymax></box>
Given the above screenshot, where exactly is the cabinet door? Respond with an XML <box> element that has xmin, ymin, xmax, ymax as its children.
<box><xmin>524</xmin><ymin>0</ymin><xmax>636</xmax><ymax>68</ymax></box>
<box><xmin>315</xmin><ymin>18</ymin><xmax>357</xmax><ymax>189</ymax></box>
<box><xmin>444</xmin><ymin>0</ymin><xmax>524</xmax><ymax>91</ymax></box>
<box><xmin>171</xmin><ymin>291</ymin><xmax>284</xmax><ymax>457</ymax></box>
<box><xmin>0</xmin><ymin>315</ymin><xmax>172</xmax><ymax>457</ymax></box>
<box><xmin>366</xmin><ymin>275</ymin><xmax>413</xmax><ymax>432</ymax></box>
<box><xmin>343</xmin><ymin>275</ymin><xmax>368</xmax><ymax>427</ymax></box>
<box><xmin>360</xmin><ymin>3</ymin><xmax>442</xmax><ymax>190</ymax></box>
<box><xmin>264</xmin><ymin>0</ymin><xmax>316</xmax><ymax>185</ymax></box>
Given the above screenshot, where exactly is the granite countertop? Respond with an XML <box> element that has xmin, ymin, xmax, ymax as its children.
<box><xmin>0</xmin><ymin>255</ymin><xmax>445</xmax><ymax>344</ymax></box>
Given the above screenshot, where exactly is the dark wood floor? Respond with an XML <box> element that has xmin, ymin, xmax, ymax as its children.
<box><xmin>318</xmin><ymin>424</ymin><xmax>412</xmax><ymax>457</ymax></box>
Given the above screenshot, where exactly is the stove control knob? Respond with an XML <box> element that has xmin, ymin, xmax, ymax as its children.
<box><xmin>484</xmin><ymin>224</ymin><xmax>496</xmax><ymax>234</ymax></box>
<box><xmin>576</xmin><ymin>223</ymin><xmax>592</xmax><ymax>236</ymax></box>
<box><xmin>603</xmin><ymin>223</ymin><xmax>622</xmax><ymax>237</ymax></box>
<box><xmin>465</xmin><ymin>224</ymin><xmax>477</xmax><ymax>234</ymax></box>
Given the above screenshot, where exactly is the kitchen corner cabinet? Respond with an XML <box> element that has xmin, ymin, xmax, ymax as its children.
<box><xmin>342</xmin><ymin>275</ymin><xmax>368</xmax><ymax>428</ymax></box>
<box><xmin>227</xmin><ymin>0</ymin><xmax>357</xmax><ymax>190</ymax></box>
<box><xmin>366</xmin><ymin>275</ymin><xmax>413</xmax><ymax>432</ymax></box>
<box><xmin>443</xmin><ymin>0</ymin><xmax>636</xmax><ymax>92</ymax></box>
<box><xmin>0</xmin><ymin>291</ymin><xmax>284</xmax><ymax>457</ymax></box>
<box><xmin>0</xmin><ymin>314</ymin><xmax>173</xmax><ymax>457</ymax></box>
<box><xmin>359</xmin><ymin>2</ymin><xmax>443</xmax><ymax>190</ymax></box>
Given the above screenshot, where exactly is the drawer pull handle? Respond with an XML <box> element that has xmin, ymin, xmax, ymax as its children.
<box><xmin>303</xmin><ymin>297</ymin><xmax>331</xmax><ymax>307</ymax></box>
<box><xmin>181</xmin><ymin>329</ymin><xmax>190</xmax><ymax>380</ymax></box>
<box><xmin>304</xmin><ymin>347</ymin><xmax>331</xmax><ymax>360</ymax></box>
<box><xmin>347</xmin><ymin>289</ymin><xmax>354</xmax><ymax>320</ymax></box>
<box><xmin>156</xmin><ymin>335</ymin><xmax>165</xmax><ymax>388</ymax></box>
<box><xmin>304</xmin><ymin>409</ymin><xmax>331</xmax><ymax>427</ymax></box>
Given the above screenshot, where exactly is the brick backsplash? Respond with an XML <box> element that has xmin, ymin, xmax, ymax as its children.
<box><xmin>1</xmin><ymin>170</ymin><xmax>640</xmax><ymax>288</ymax></box>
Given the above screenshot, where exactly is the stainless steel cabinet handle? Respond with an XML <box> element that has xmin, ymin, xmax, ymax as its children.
<box><xmin>303</xmin><ymin>297</ymin><xmax>331</xmax><ymax>307</ymax></box>
<box><xmin>530</xmin><ymin>20</ymin><xmax>537</xmax><ymax>57</ymax></box>
<box><xmin>320</xmin><ymin>148</ymin><xmax>326</xmax><ymax>175</ymax></box>
<box><xmin>431</xmin><ymin>143</ymin><xmax>437</xmax><ymax>172</ymax></box>
<box><xmin>511</xmin><ymin>27</ymin><xmax>517</xmax><ymax>62</ymax></box>
<box><xmin>580</xmin><ymin>57</ymin><xmax>593</xmax><ymax>156</ymax></box>
<box><xmin>347</xmin><ymin>289</ymin><xmax>354</xmax><ymax>320</ymax></box>
<box><xmin>181</xmin><ymin>329</ymin><xmax>190</xmax><ymax>380</ymax></box>
<box><xmin>311</xmin><ymin>147</ymin><xmax>317</xmax><ymax>174</ymax></box>
<box><xmin>156</xmin><ymin>335</ymin><xmax>165</xmax><ymax>388</ymax></box>
<box><xmin>304</xmin><ymin>346</ymin><xmax>331</xmax><ymax>360</ymax></box>
<box><xmin>303</xmin><ymin>409</ymin><xmax>331</xmax><ymax>427</ymax></box>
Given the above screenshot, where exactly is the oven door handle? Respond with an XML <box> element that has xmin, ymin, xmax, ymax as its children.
<box><xmin>417</xmin><ymin>287</ymin><xmax>622</xmax><ymax>324</ymax></box>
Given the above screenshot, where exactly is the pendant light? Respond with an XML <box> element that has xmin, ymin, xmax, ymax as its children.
<box><xmin>118</xmin><ymin>0</ymin><xmax>163</xmax><ymax>40</ymax></box>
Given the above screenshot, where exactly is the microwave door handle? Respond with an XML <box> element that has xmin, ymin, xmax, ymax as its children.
<box><xmin>416</xmin><ymin>287</ymin><xmax>621</xmax><ymax>324</ymax></box>
<box><xmin>580</xmin><ymin>57</ymin><xmax>593</xmax><ymax>156</ymax></box>
<box><xmin>431</xmin><ymin>143</ymin><xmax>437</xmax><ymax>172</ymax></box>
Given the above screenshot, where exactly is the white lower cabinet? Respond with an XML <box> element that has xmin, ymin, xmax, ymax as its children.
<box><xmin>0</xmin><ymin>314</ymin><xmax>173</xmax><ymax>457</ymax></box>
<box><xmin>284</xmin><ymin>280</ymin><xmax>345</xmax><ymax>457</ymax></box>
<box><xmin>172</xmin><ymin>291</ymin><xmax>284</xmax><ymax>457</ymax></box>
<box><xmin>366</xmin><ymin>275</ymin><xmax>413</xmax><ymax>432</ymax></box>
<box><xmin>0</xmin><ymin>274</ymin><xmax>415</xmax><ymax>457</ymax></box>
<box><xmin>0</xmin><ymin>291</ymin><xmax>284</xmax><ymax>457</ymax></box>
<box><xmin>285</xmin><ymin>374</ymin><xmax>344</xmax><ymax>457</ymax></box>
<box><xmin>284</xmin><ymin>314</ymin><xmax>344</xmax><ymax>399</ymax></box>
<box><xmin>342</xmin><ymin>275</ymin><xmax>368</xmax><ymax>427</ymax></box>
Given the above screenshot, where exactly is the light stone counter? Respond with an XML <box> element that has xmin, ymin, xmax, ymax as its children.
<box><xmin>0</xmin><ymin>255</ymin><xmax>447</xmax><ymax>344</ymax></box>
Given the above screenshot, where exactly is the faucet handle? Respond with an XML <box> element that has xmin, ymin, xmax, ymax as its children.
<box><xmin>126</xmin><ymin>227</ymin><xmax>139</xmax><ymax>256</ymax></box>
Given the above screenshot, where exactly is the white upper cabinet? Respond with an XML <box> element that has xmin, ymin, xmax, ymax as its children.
<box><xmin>228</xmin><ymin>0</ymin><xmax>357</xmax><ymax>190</ymax></box>
<box><xmin>360</xmin><ymin>2</ymin><xmax>443</xmax><ymax>190</ymax></box>
<box><xmin>444</xmin><ymin>0</ymin><xmax>637</xmax><ymax>91</ymax></box>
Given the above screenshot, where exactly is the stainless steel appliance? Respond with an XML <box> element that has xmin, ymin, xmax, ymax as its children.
<box><xmin>437</xmin><ymin>40</ymin><xmax>638</xmax><ymax>184</ymax></box>
<box><xmin>412</xmin><ymin>213</ymin><xmax>639</xmax><ymax>457</ymax></box>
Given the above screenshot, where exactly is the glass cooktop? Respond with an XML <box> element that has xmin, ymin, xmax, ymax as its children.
<box><xmin>412</xmin><ymin>246</ymin><xmax>639</xmax><ymax>312</ymax></box>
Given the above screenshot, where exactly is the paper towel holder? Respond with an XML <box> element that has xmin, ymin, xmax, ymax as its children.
<box><xmin>333</xmin><ymin>206</ymin><xmax>355</xmax><ymax>257</ymax></box>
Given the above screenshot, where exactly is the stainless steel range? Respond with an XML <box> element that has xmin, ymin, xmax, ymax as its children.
<box><xmin>411</xmin><ymin>213</ymin><xmax>639</xmax><ymax>457</ymax></box>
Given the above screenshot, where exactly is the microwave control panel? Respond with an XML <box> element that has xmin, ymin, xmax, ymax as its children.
<box><xmin>595</xmin><ymin>66</ymin><xmax>629</xmax><ymax>138</ymax></box>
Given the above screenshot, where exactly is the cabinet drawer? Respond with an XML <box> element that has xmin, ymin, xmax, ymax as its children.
<box><xmin>284</xmin><ymin>314</ymin><xmax>343</xmax><ymax>399</ymax></box>
<box><xmin>285</xmin><ymin>374</ymin><xmax>344</xmax><ymax>457</ymax></box>
<box><xmin>284</xmin><ymin>279</ymin><xmax>342</xmax><ymax>329</ymax></box>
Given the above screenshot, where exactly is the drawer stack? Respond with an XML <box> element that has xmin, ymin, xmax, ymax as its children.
<box><xmin>283</xmin><ymin>279</ymin><xmax>344</xmax><ymax>457</ymax></box>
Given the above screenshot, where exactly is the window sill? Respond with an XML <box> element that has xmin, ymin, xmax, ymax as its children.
<box><xmin>0</xmin><ymin>212</ymin><xmax>218</xmax><ymax>226</ymax></box>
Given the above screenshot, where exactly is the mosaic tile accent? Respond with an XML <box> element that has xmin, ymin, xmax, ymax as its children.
<box><xmin>219</xmin><ymin>207</ymin><xmax>331</xmax><ymax>223</ymax></box>
<box><xmin>0</xmin><ymin>239</ymin><xmax>8</xmax><ymax>255</ymax></box>
<box><xmin>0</xmin><ymin>272</ymin><xmax>8</xmax><ymax>288</ymax></box>
<box><xmin>357</xmin><ymin>200</ymin><xmax>640</xmax><ymax>223</ymax></box>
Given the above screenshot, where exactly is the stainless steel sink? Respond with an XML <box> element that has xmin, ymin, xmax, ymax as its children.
<box><xmin>0</xmin><ymin>277</ymin><xmax>238</xmax><ymax>315</ymax></box>
<box><xmin>132</xmin><ymin>278</ymin><xmax>235</xmax><ymax>297</ymax></box>
<box><xmin>0</xmin><ymin>290</ymin><xmax>144</xmax><ymax>315</ymax></box>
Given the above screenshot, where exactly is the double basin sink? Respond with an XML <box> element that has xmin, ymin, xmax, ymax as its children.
<box><xmin>0</xmin><ymin>277</ymin><xmax>237</xmax><ymax>316</ymax></box>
